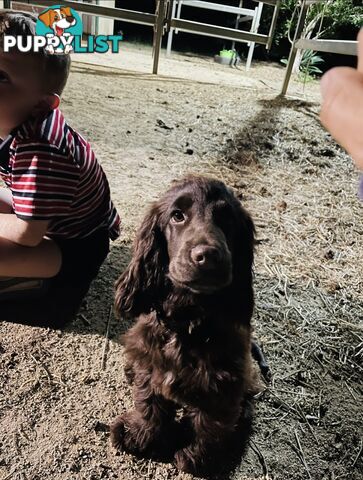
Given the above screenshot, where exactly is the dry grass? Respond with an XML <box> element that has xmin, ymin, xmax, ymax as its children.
<box><xmin>213</xmin><ymin>96</ymin><xmax>363</xmax><ymax>480</ymax></box>
<box><xmin>0</xmin><ymin>61</ymin><xmax>362</xmax><ymax>480</ymax></box>
<box><xmin>173</xmin><ymin>94</ymin><xmax>363</xmax><ymax>479</ymax></box>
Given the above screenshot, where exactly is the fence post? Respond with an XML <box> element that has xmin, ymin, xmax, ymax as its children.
<box><xmin>166</xmin><ymin>0</ymin><xmax>177</xmax><ymax>56</ymax></box>
<box><xmin>266</xmin><ymin>0</ymin><xmax>281</xmax><ymax>51</ymax></box>
<box><xmin>153</xmin><ymin>0</ymin><xmax>167</xmax><ymax>75</ymax></box>
<box><xmin>281</xmin><ymin>0</ymin><xmax>309</xmax><ymax>96</ymax></box>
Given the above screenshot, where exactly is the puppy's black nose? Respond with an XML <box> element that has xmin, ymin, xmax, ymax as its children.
<box><xmin>191</xmin><ymin>245</ymin><xmax>220</xmax><ymax>268</ymax></box>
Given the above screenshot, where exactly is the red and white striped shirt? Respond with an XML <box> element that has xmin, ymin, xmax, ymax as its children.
<box><xmin>0</xmin><ymin>109</ymin><xmax>121</xmax><ymax>240</ymax></box>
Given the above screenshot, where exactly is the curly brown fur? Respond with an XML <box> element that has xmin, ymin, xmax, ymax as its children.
<box><xmin>111</xmin><ymin>175</ymin><xmax>257</xmax><ymax>476</ymax></box>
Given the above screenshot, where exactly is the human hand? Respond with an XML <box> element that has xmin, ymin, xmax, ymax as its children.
<box><xmin>320</xmin><ymin>29</ymin><xmax>363</xmax><ymax>172</ymax></box>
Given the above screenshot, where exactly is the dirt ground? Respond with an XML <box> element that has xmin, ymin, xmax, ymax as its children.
<box><xmin>0</xmin><ymin>46</ymin><xmax>362</xmax><ymax>480</ymax></box>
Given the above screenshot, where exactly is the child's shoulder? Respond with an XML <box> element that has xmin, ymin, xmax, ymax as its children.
<box><xmin>16</xmin><ymin>109</ymin><xmax>76</xmax><ymax>153</ymax></box>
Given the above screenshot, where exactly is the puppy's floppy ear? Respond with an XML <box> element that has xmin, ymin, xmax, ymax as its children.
<box><xmin>60</xmin><ymin>7</ymin><xmax>73</xmax><ymax>17</ymax></box>
<box><xmin>230</xmin><ymin>199</ymin><xmax>256</xmax><ymax>319</ymax></box>
<box><xmin>115</xmin><ymin>203</ymin><xmax>168</xmax><ymax>318</ymax></box>
<box><xmin>233</xmin><ymin>203</ymin><xmax>255</xmax><ymax>278</ymax></box>
<box><xmin>38</xmin><ymin>9</ymin><xmax>55</xmax><ymax>27</ymax></box>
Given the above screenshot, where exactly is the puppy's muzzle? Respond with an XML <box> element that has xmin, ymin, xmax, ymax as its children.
<box><xmin>190</xmin><ymin>244</ymin><xmax>222</xmax><ymax>270</ymax></box>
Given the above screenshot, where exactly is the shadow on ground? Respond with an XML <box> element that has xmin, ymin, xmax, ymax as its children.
<box><xmin>223</xmin><ymin>96</ymin><xmax>320</xmax><ymax>169</ymax></box>
<box><xmin>0</xmin><ymin>242</ymin><xmax>131</xmax><ymax>334</ymax></box>
<box><xmin>0</xmin><ymin>97</ymin><xmax>321</xmax><ymax>335</ymax></box>
<box><xmin>71</xmin><ymin>65</ymin><xmax>221</xmax><ymax>87</ymax></box>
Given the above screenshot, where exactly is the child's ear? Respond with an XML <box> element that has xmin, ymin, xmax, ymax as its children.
<box><xmin>32</xmin><ymin>94</ymin><xmax>60</xmax><ymax>115</ymax></box>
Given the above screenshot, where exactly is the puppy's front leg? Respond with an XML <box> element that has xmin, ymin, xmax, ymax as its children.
<box><xmin>175</xmin><ymin>405</ymin><xmax>240</xmax><ymax>475</ymax></box>
<box><xmin>124</xmin><ymin>361</ymin><xmax>135</xmax><ymax>385</ymax></box>
<box><xmin>110</xmin><ymin>372</ymin><xmax>177</xmax><ymax>459</ymax></box>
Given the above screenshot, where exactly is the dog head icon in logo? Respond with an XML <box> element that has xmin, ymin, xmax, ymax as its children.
<box><xmin>38</xmin><ymin>6</ymin><xmax>76</xmax><ymax>37</ymax></box>
<box><xmin>36</xmin><ymin>5</ymin><xmax>82</xmax><ymax>54</ymax></box>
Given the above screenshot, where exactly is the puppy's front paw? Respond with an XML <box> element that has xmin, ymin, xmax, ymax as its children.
<box><xmin>110</xmin><ymin>414</ymin><xmax>140</xmax><ymax>454</ymax></box>
<box><xmin>110</xmin><ymin>413</ymin><xmax>164</xmax><ymax>458</ymax></box>
<box><xmin>174</xmin><ymin>447</ymin><xmax>204</xmax><ymax>475</ymax></box>
<box><xmin>110</xmin><ymin>415</ymin><xmax>127</xmax><ymax>451</ymax></box>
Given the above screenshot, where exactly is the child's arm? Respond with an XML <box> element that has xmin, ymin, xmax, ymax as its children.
<box><xmin>9</xmin><ymin>138</ymin><xmax>79</xmax><ymax>242</ymax></box>
<box><xmin>0</xmin><ymin>213</ymin><xmax>49</xmax><ymax>247</ymax></box>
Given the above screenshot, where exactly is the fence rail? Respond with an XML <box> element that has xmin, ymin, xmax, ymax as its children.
<box><xmin>172</xmin><ymin>1</ymin><xmax>257</xmax><ymax>16</ymax></box>
<box><xmin>9</xmin><ymin>0</ymin><xmax>280</xmax><ymax>76</ymax></box>
<box><xmin>170</xmin><ymin>18</ymin><xmax>268</xmax><ymax>45</ymax></box>
<box><xmin>281</xmin><ymin>0</ymin><xmax>358</xmax><ymax>95</ymax></box>
<box><xmin>295</xmin><ymin>38</ymin><xmax>358</xmax><ymax>56</ymax></box>
<box><xmin>15</xmin><ymin>0</ymin><xmax>157</xmax><ymax>26</ymax></box>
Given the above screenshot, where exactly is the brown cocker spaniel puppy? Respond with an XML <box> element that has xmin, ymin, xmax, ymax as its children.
<box><xmin>111</xmin><ymin>175</ymin><xmax>258</xmax><ymax>475</ymax></box>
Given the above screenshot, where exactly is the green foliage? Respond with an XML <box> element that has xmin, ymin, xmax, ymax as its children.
<box><xmin>281</xmin><ymin>48</ymin><xmax>324</xmax><ymax>79</ymax></box>
<box><xmin>265</xmin><ymin>0</ymin><xmax>363</xmax><ymax>63</ymax></box>
<box><xmin>299</xmin><ymin>49</ymin><xmax>324</xmax><ymax>76</ymax></box>
<box><xmin>279</xmin><ymin>0</ymin><xmax>300</xmax><ymax>39</ymax></box>
<box><xmin>314</xmin><ymin>0</ymin><xmax>363</xmax><ymax>37</ymax></box>
<box><xmin>219</xmin><ymin>49</ymin><xmax>234</xmax><ymax>58</ymax></box>
<box><xmin>279</xmin><ymin>0</ymin><xmax>363</xmax><ymax>38</ymax></box>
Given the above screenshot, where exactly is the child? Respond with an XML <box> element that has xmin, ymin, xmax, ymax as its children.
<box><xmin>0</xmin><ymin>10</ymin><xmax>121</xmax><ymax>299</ymax></box>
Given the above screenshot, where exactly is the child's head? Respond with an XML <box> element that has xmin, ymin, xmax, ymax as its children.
<box><xmin>0</xmin><ymin>10</ymin><xmax>71</xmax><ymax>134</ymax></box>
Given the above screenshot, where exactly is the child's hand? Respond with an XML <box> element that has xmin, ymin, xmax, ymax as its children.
<box><xmin>320</xmin><ymin>29</ymin><xmax>363</xmax><ymax>171</ymax></box>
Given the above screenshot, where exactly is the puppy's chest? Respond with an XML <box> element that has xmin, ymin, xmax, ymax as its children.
<box><xmin>149</xmin><ymin>331</ymin><xmax>246</xmax><ymax>401</ymax></box>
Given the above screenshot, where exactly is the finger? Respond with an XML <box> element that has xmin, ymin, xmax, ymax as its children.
<box><xmin>320</xmin><ymin>67</ymin><xmax>363</xmax><ymax>170</ymax></box>
<box><xmin>320</xmin><ymin>66</ymin><xmax>355</xmax><ymax>105</ymax></box>
<box><xmin>358</xmin><ymin>28</ymin><xmax>363</xmax><ymax>74</ymax></box>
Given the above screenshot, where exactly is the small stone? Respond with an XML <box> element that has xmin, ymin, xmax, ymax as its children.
<box><xmin>156</xmin><ymin>119</ymin><xmax>173</xmax><ymax>130</ymax></box>
<box><xmin>276</xmin><ymin>201</ymin><xmax>287</xmax><ymax>213</ymax></box>
<box><xmin>324</xmin><ymin>250</ymin><xmax>335</xmax><ymax>260</ymax></box>
<box><xmin>260</xmin><ymin>186</ymin><xmax>270</xmax><ymax>197</ymax></box>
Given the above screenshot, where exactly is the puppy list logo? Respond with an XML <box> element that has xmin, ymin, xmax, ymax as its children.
<box><xmin>4</xmin><ymin>4</ymin><xmax>123</xmax><ymax>54</ymax></box>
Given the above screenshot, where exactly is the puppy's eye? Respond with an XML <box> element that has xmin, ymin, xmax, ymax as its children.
<box><xmin>171</xmin><ymin>210</ymin><xmax>185</xmax><ymax>223</ymax></box>
<box><xmin>0</xmin><ymin>71</ymin><xmax>10</xmax><ymax>84</ymax></box>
